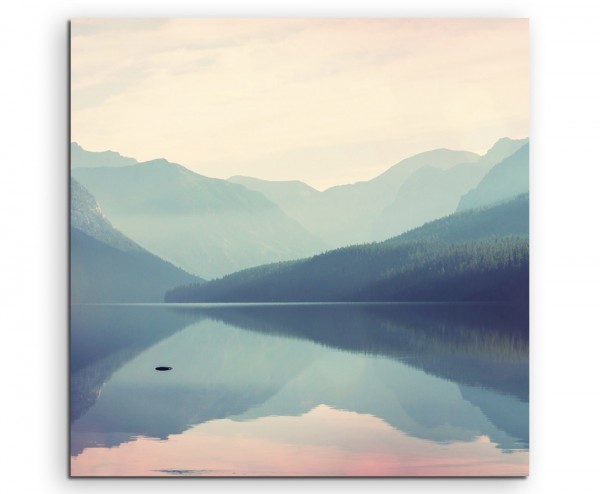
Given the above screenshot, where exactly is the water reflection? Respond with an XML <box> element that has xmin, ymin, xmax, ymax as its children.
<box><xmin>70</xmin><ymin>303</ymin><xmax>528</xmax><ymax>476</ymax></box>
<box><xmin>70</xmin><ymin>305</ymin><xmax>200</xmax><ymax>422</ymax></box>
<box><xmin>198</xmin><ymin>303</ymin><xmax>529</xmax><ymax>401</ymax></box>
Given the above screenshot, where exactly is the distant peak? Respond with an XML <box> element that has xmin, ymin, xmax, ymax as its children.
<box><xmin>136</xmin><ymin>158</ymin><xmax>212</xmax><ymax>180</ymax></box>
<box><xmin>71</xmin><ymin>141</ymin><xmax>132</xmax><ymax>157</ymax></box>
<box><xmin>493</xmin><ymin>136</ymin><xmax>528</xmax><ymax>145</ymax></box>
<box><xmin>71</xmin><ymin>142</ymin><xmax>139</xmax><ymax>168</ymax></box>
<box><xmin>478</xmin><ymin>137</ymin><xmax>529</xmax><ymax>166</ymax></box>
<box><xmin>404</xmin><ymin>147</ymin><xmax>481</xmax><ymax>162</ymax></box>
<box><xmin>139</xmin><ymin>158</ymin><xmax>186</xmax><ymax>170</ymax></box>
<box><xmin>383</xmin><ymin>148</ymin><xmax>480</xmax><ymax>171</ymax></box>
<box><xmin>143</xmin><ymin>158</ymin><xmax>171</xmax><ymax>165</ymax></box>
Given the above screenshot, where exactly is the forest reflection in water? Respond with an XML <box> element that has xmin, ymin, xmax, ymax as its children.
<box><xmin>70</xmin><ymin>302</ymin><xmax>528</xmax><ymax>477</ymax></box>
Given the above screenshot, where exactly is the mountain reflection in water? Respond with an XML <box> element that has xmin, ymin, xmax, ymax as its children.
<box><xmin>70</xmin><ymin>303</ymin><xmax>528</xmax><ymax>476</ymax></box>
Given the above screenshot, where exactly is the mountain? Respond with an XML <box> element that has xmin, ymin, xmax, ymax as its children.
<box><xmin>70</xmin><ymin>178</ymin><xmax>201</xmax><ymax>303</ymax></box>
<box><xmin>230</xmin><ymin>139</ymin><xmax>527</xmax><ymax>247</ymax></box>
<box><xmin>361</xmin><ymin>148</ymin><xmax>480</xmax><ymax>192</ymax></box>
<box><xmin>228</xmin><ymin>176</ymin><xmax>320</xmax><ymax>211</ymax></box>
<box><xmin>166</xmin><ymin>194</ymin><xmax>529</xmax><ymax>303</ymax></box>
<box><xmin>457</xmin><ymin>142</ymin><xmax>529</xmax><ymax>212</ymax></box>
<box><xmin>71</xmin><ymin>142</ymin><xmax>138</xmax><ymax>168</ymax></box>
<box><xmin>227</xmin><ymin>175</ymin><xmax>320</xmax><ymax>233</ymax></box>
<box><xmin>71</xmin><ymin>177</ymin><xmax>139</xmax><ymax>251</ymax></box>
<box><xmin>387</xmin><ymin>192</ymin><xmax>528</xmax><ymax>244</ymax></box>
<box><xmin>476</xmin><ymin>137</ymin><xmax>528</xmax><ymax>167</ymax></box>
<box><xmin>371</xmin><ymin>164</ymin><xmax>487</xmax><ymax>241</ymax></box>
<box><xmin>72</xmin><ymin>158</ymin><xmax>325</xmax><ymax>279</ymax></box>
<box><xmin>371</xmin><ymin>138</ymin><xmax>529</xmax><ymax>241</ymax></box>
<box><xmin>293</xmin><ymin>149</ymin><xmax>482</xmax><ymax>247</ymax></box>
<box><xmin>230</xmin><ymin>149</ymin><xmax>480</xmax><ymax>248</ymax></box>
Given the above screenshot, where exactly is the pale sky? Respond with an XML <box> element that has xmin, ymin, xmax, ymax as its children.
<box><xmin>71</xmin><ymin>18</ymin><xmax>528</xmax><ymax>190</ymax></box>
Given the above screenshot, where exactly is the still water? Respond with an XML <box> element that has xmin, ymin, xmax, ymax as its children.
<box><xmin>70</xmin><ymin>303</ymin><xmax>529</xmax><ymax>477</ymax></box>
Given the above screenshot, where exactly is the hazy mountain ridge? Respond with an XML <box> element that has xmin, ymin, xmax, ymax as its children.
<box><xmin>457</xmin><ymin>142</ymin><xmax>529</xmax><ymax>212</ymax></box>
<box><xmin>371</xmin><ymin>164</ymin><xmax>488</xmax><ymax>241</ymax></box>
<box><xmin>303</xmin><ymin>150</ymin><xmax>483</xmax><ymax>246</ymax></box>
<box><xmin>71</xmin><ymin>138</ymin><xmax>528</xmax><ymax>283</ymax></box>
<box><xmin>475</xmin><ymin>137</ymin><xmax>528</xmax><ymax>168</ymax></box>
<box><xmin>387</xmin><ymin>193</ymin><xmax>529</xmax><ymax>245</ymax></box>
<box><xmin>165</xmin><ymin>194</ymin><xmax>529</xmax><ymax>303</ymax></box>
<box><xmin>371</xmin><ymin>138</ymin><xmax>528</xmax><ymax>240</ymax></box>
<box><xmin>228</xmin><ymin>139</ymin><xmax>527</xmax><ymax>247</ymax></box>
<box><xmin>360</xmin><ymin>148</ymin><xmax>480</xmax><ymax>192</ymax></box>
<box><xmin>71</xmin><ymin>142</ymin><xmax>138</xmax><ymax>168</ymax></box>
<box><xmin>226</xmin><ymin>149</ymin><xmax>481</xmax><ymax>248</ymax></box>
<box><xmin>228</xmin><ymin>176</ymin><xmax>319</xmax><ymax>207</ymax></box>
<box><xmin>73</xmin><ymin>158</ymin><xmax>325</xmax><ymax>279</ymax></box>
<box><xmin>71</xmin><ymin>178</ymin><xmax>140</xmax><ymax>252</ymax></box>
<box><xmin>70</xmin><ymin>179</ymin><xmax>201</xmax><ymax>303</ymax></box>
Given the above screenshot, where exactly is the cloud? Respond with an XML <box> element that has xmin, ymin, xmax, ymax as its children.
<box><xmin>71</xmin><ymin>18</ymin><xmax>528</xmax><ymax>189</ymax></box>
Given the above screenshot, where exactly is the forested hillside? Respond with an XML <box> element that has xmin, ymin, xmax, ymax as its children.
<box><xmin>166</xmin><ymin>195</ymin><xmax>529</xmax><ymax>303</ymax></box>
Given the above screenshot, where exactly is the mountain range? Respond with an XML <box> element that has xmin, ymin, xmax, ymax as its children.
<box><xmin>73</xmin><ymin>160</ymin><xmax>325</xmax><ymax>279</ymax></box>
<box><xmin>71</xmin><ymin>142</ymin><xmax>138</xmax><ymax>168</ymax></box>
<box><xmin>70</xmin><ymin>178</ymin><xmax>201</xmax><ymax>303</ymax></box>
<box><xmin>230</xmin><ymin>137</ymin><xmax>528</xmax><ymax>246</ymax></box>
<box><xmin>165</xmin><ymin>193</ymin><xmax>529</xmax><ymax>303</ymax></box>
<box><xmin>457</xmin><ymin>142</ymin><xmax>529</xmax><ymax>211</ymax></box>
<box><xmin>71</xmin><ymin>136</ymin><xmax>528</xmax><ymax>293</ymax></box>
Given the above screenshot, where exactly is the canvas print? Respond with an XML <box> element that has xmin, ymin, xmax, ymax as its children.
<box><xmin>70</xmin><ymin>18</ymin><xmax>529</xmax><ymax>477</ymax></box>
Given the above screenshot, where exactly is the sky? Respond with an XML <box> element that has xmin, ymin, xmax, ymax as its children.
<box><xmin>71</xmin><ymin>18</ymin><xmax>529</xmax><ymax>190</ymax></box>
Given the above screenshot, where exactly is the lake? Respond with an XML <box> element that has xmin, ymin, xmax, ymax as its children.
<box><xmin>70</xmin><ymin>303</ymin><xmax>529</xmax><ymax>477</ymax></box>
